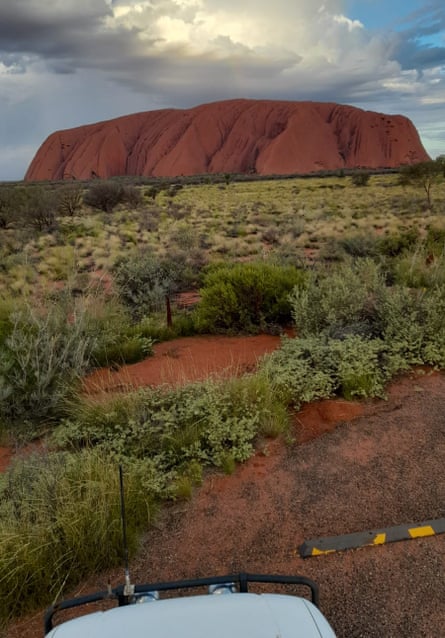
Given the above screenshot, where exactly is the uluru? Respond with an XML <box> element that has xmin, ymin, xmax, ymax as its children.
<box><xmin>24</xmin><ymin>99</ymin><xmax>430</xmax><ymax>181</ymax></box>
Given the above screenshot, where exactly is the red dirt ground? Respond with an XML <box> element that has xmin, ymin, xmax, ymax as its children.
<box><xmin>83</xmin><ymin>333</ymin><xmax>289</xmax><ymax>394</ymax></box>
<box><xmin>4</xmin><ymin>335</ymin><xmax>445</xmax><ymax>638</ymax></box>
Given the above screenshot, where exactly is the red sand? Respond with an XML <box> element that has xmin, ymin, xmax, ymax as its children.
<box><xmin>83</xmin><ymin>334</ymin><xmax>285</xmax><ymax>394</ymax></box>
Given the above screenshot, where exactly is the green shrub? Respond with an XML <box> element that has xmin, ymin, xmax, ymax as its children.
<box><xmin>125</xmin><ymin>313</ymin><xmax>196</xmax><ymax>343</ymax></box>
<box><xmin>420</xmin><ymin>285</ymin><xmax>445</xmax><ymax>366</ymax></box>
<box><xmin>0</xmin><ymin>450</ymin><xmax>157</xmax><ymax>622</ymax></box>
<box><xmin>195</xmin><ymin>262</ymin><xmax>305</xmax><ymax>333</ymax></box>
<box><xmin>425</xmin><ymin>226</ymin><xmax>445</xmax><ymax>254</ymax></box>
<box><xmin>331</xmin><ymin>336</ymin><xmax>389</xmax><ymax>400</ymax></box>
<box><xmin>0</xmin><ymin>297</ymin><xmax>15</xmax><ymax>347</ymax></box>
<box><xmin>56</xmin><ymin>382</ymin><xmax>257</xmax><ymax>468</ymax></box>
<box><xmin>55</xmin><ymin>372</ymin><xmax>287</xmax><ymax>471</ymax></box>
<box><xmin>261</xmin><ymin>336</ymin><xmax>337</xmax><ymax>406</ymax></box>
<box><xmin>378</xmin><ymin>228</ymin><xmax>419</xmax><ymax>257</ymax></box>
<box><xmin>93</xmin><ymin>334</ymin><xmax>153</xmax><ymax>367</ymax></box>
<box><xmin>338</xmin><ymin>234</ymin><xmax>379</xmax><ymax>258</ymax></box>
<box><xmin>399</xmin><ymin>160</ymin><xmax>443</xmax><ymax>207</ymax></box>
<box><xmin>0</xmin><ymin>187</ymin><xmax>25</xmax><ymax>228</ymax></box>
<box><xmin>121</xmin><ymin>185</ymin><xmax>142</xmax><ymax>208</ymax></box>
<box><xmin>375</xmin><ymin>284</ymin><xmax>445</xmax><ymax>370</ymax></box>
<box><xmin>391</xmin><ymin>249</ymin><xmax>445</xmax><ymax>288</ymax></box>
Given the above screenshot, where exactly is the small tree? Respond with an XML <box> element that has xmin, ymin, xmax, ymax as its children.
<box><xmin>20</xmin><ymin>187</ymin><xmax>58</xmax><ymax>231</ymax></box>
<box><xmin>436</xmin><ymin>155</ymin><xmax>445</xmax><ymax>177</ymax></box>
<box><xmin>83</xmin><ymin>181</ymin><xmax>124</xmax><ymax>213</ymax></box>
<box><xmin>57</xmin><ymin>184</ymin><xmax>84</xmax><ymax>216</ymax></box>
<box><xmin>0</xmin><ymin>188</ymin><xmax>24</xmax><ymax>228</ymax></box>
<box><xmin>113</xmin><ymin>253</ymin><xmax>182</xmax><ymax>320</ymax></box>
<box><xmin>121</xmin><ymin>185</ymin><xmax>142</xmax><ymax>208</ymax></box>
<box><xmin>399</xmin><ymin>160</ymin><xmax>443</xmax><ymax>207</ymax></box>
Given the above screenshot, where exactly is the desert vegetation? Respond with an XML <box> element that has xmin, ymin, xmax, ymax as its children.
<box><xmin>0</xmin><ymin>166</ymin><xmax>444</xmax><ymax>625</ymax></box>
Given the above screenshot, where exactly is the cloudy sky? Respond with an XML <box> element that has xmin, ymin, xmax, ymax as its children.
<box><xmin>0</xmin><ymin>0</ymin><xmax>444</xmax><ymax>180</ymax></box>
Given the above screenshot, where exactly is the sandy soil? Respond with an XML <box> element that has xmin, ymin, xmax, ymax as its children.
<box><xmin>83</xmin><ymin>333</ymin><xmax>286</xmax><ymax>394</ymax></box>
<box><xmin>4</xmin><ymin>335</ymin><xmax>445</xmax><ymax>638</ymax></box>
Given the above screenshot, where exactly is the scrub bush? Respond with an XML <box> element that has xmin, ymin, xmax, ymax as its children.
<box><xmin>56</xmin><ymin>184</ymin><xmax>84</xmax><ymax>216</ymax></box>
<box><xmin>83</xmin><ymin>181</ymin><xmax>124</xmax><ymax>213</ymax></box>
<box><xmin>195</xmin><ymin>261</ymin><xmax>305</xmax><ymax>333</ymax></box>
<box><xmin>290</xmin><ymin>259</ymin><xmax>383</xmax><ymax>338</ymax></box>
<box><xmin>113</xmin><ymin>253</ymin><xmax>183</xmax><ymax>319</ymax></box>
<box><xmin>375</xmin><ymin>284</ymin><xmax>445</xmax><ymax>369</ymax></box>
<box><xmin>0</xmin><ymin>302</ymin><xmax>95</xmax><ymax>429</ymax></box>
<box><xmin>20</xmin><ymin>187</ymin><xmax>58</xmax><ymax>231</ymax></box>
<box><xmin>351</xmin><ymin>170</ymin><xmax>370</xmax><ymax>186</ymax></box>
<box><xmin>261</xmin><ymin>334</ymin><xmax>391</xmax><ymax>405</ymax></box>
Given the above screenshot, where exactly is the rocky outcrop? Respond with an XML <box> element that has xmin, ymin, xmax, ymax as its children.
<box><xmin>25</xmin><ymin>99</ymin><xmax>430</xmax><ymax>181</ymax></box>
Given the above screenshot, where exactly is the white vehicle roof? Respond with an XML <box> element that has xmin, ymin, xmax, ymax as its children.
<box><xmin>46</xmin><ymin>592</ymin><xmax>336</xmax><ymax>638</ymax></box>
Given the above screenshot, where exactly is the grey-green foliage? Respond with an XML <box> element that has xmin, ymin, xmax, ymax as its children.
<box><xmin>84</xmin><ymin>296</ymin><xmax>154</xmax><ymax>367</ymax></box>
<box><xmin>0</xmin><ymin>302</ymin><xmax>96</xmax><ymax>427</ymax></box>
<box><xmin>0</xmin><ymin>450</ymin><xmax>157</xmax><ymax>622</ymax></box>
<box><xmin>262</xmin><ymin>334</ymin><xmax>390</xmax><ymax>405</ymax></box>
<box><xmin>83</xmin><ymin>181</ymin><xmax>124</xmax><ymax>213</ymax></box>
<box><xmin>54</xmin><ymin>377</ymin><xmax>270</xmax><ymax>470</ymax></box>
<box><xmin>290</xmin><ymin>259</ymin><xmax>383</xmax><ymax>338</ymax></box>
<box><xmin>113</xmin><ymin>253</ymin><xmax>180</xmax><ymax>318</ymax></box>
<box><xmin>375</xmin><ymin>284</ymin><xmax>445</xmax><ymax>369</ymax></box>
<box><xmin>284</xmin><ymin>261</ymin><xmax>445</xmax><ymax>406</ymax></box>
<box><xmin>56</xmin><ymin>184</ymin><xmax>84</xmax><ymax>216</ymax></box>
<box><xmin>392</xmin><ymin>247</ymin><xmax>445</xmax><ymax>288</ymax></box>
<box><xmin>83</xmin><ymin>182</ymin><xmax>142</xmax><ymax>213</ymax></box>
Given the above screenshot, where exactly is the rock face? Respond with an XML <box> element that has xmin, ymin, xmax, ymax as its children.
<box><xmin>25</xmin><ymin>99</ymin><xmax>430</xmax><ymax>181</ymax></box>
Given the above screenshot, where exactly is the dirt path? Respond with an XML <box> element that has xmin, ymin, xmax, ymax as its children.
<box><xmin>4</xmin><ymin>336</ymin><xmax>445</xmax><ymax>637</ymax></box>
<box><xmin>134</xmin><ymin>370</ymin><xmax>445</xmax><ymax>637</ymax></box>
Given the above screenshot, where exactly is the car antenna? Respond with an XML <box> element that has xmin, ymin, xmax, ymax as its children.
<box><xmin>119</xmin><ymin>464</ymin><xmax>135</xmax><ymax>602</ymax></box>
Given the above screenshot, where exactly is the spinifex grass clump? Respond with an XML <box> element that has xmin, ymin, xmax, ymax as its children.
<box><xmin>0</xmin><ymin>293</ymin><xmax>155</xmax><ymax>433</ymax></box>
<box><xmin>0</xmin><ymin>450</ymin><xmax>157</xmax><ymax>624</ymax></box>
<box><xmin>0</xmin><ymin>301</ymin><xmax>95</xmax><ymax>430</ymax></box>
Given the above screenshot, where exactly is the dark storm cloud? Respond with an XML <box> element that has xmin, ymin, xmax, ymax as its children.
<box><xmin>0</xmin><ymin>0</ymin><xmax>144</xmax><ymax>71</ymax></box>
<box><xmin>0</xmin><ymin>1</ymin><xmax>110</xmax><ymax>47</ymax></box>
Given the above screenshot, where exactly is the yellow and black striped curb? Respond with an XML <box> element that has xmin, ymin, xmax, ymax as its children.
<box><xmin>300</xmin><ymin>518</ymin><xmax>445</xmax><ymax>558</ymax></box>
